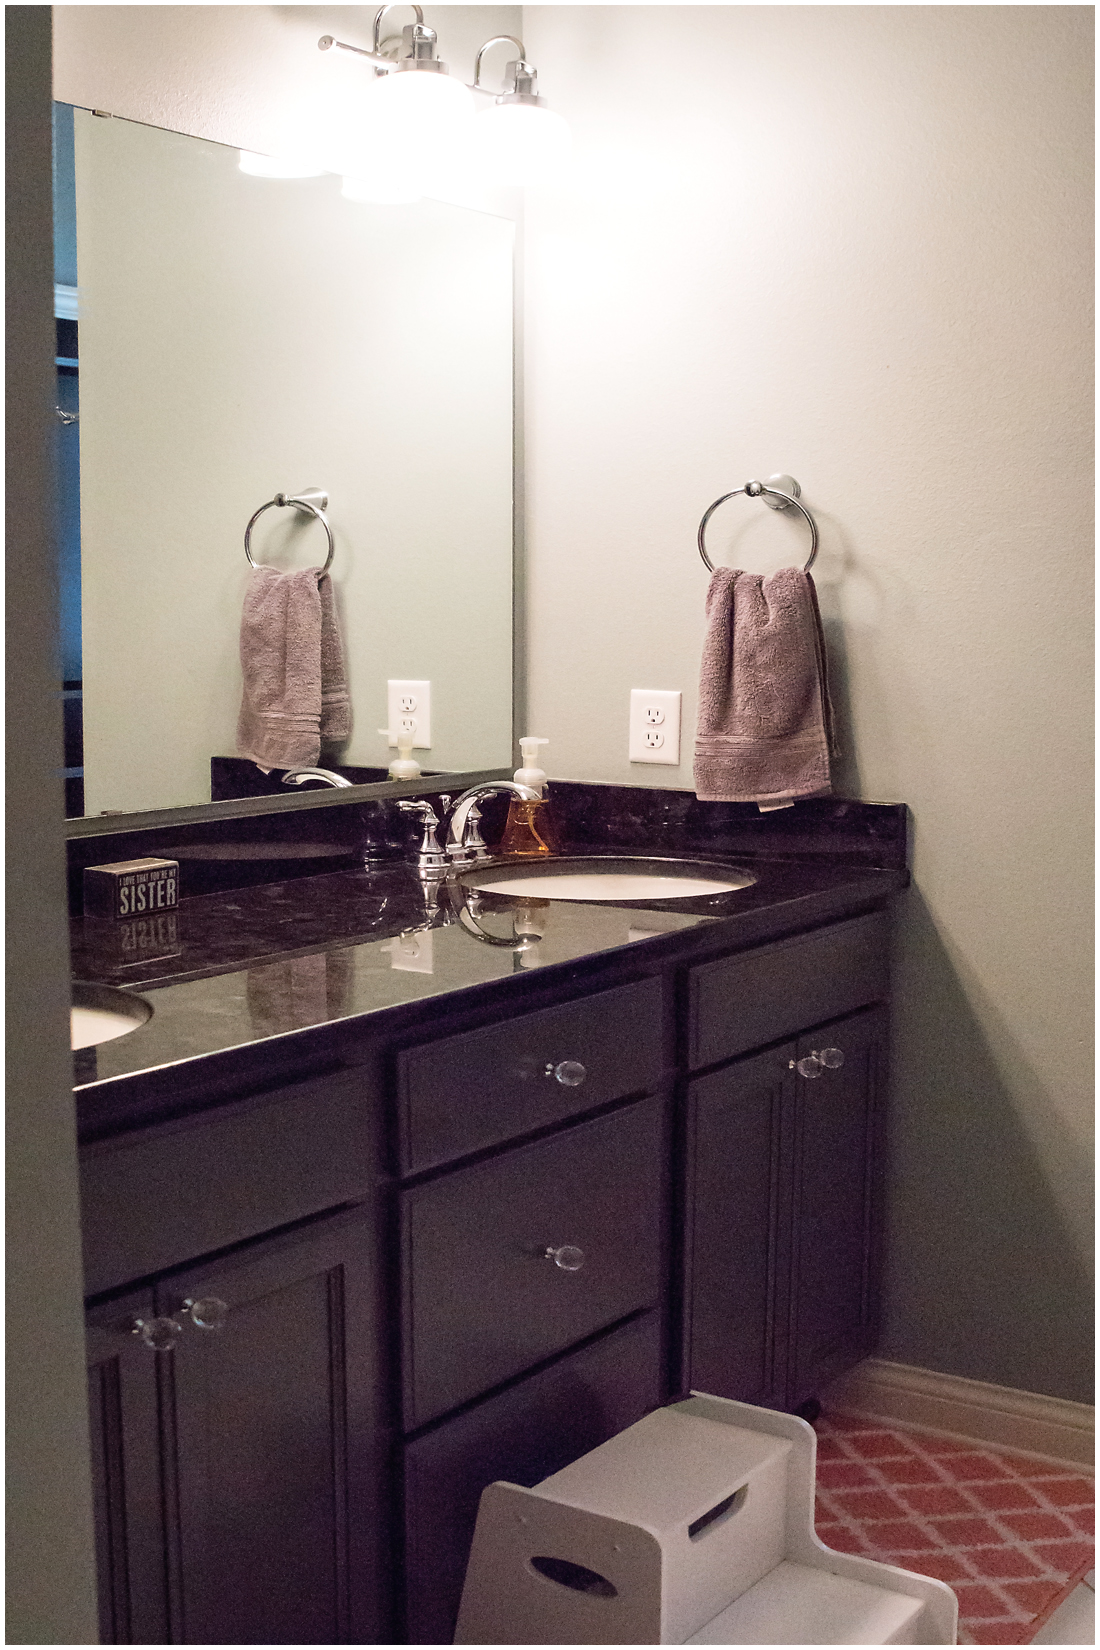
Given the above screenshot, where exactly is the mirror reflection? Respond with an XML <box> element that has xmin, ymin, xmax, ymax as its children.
<box><xmin>53</xmin><ymin>103</ymin><xmax>514</xmax><ymax>818</ymax></box>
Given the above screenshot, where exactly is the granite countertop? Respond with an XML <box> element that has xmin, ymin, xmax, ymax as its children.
<box><xmin>72</xmin><ymin>848</ymin><xmax>907</xmax><ymax>1095</ymax></box>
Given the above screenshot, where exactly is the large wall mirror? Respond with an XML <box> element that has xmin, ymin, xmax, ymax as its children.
<box><xmin>54</xmin><ymin>103</ymin><xmax>514</xmax><ymax>823</ymax></box>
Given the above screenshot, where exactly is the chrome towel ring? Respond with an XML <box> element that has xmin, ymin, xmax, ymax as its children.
<box><xmin>244</xmin><ymin>489</ymin><xmax>335</xmax><ymax>573</ymax></box>
<box><xmin>697</xmin><ymin>476</ymin><xmax>819</xmax><ymax>574</ymax></box>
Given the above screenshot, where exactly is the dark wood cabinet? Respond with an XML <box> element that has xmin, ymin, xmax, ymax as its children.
<box><xmin>683</xmin><ymin>1004</ymin><xmax>886</xmax><ymax>1412</ymax></box>
<box><xmin>402</xmin><ymin>1312</ymin><xmax>663</xmax><ymax>1645</ymax></box>
<box><xmin>87</xmin><ymin>1288</ymin><xmax>170</xmax><ymax>1647</ymax></box>
<box><xmin>81</xmin><ymin>906</ymin><xmax>892</xmax><ymax>1644</ymax></box>
<box><xmin>86</xmin><ymin>1207</ymin><xmax>388</xmax><ymax>1646</ymax></box>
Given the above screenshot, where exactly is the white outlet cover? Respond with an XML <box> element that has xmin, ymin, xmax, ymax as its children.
<box><xmin>386</xmin><ymin>679</ymin><xmax>430</xmax><ymax>748</ymax></box>
<box><xmin>381</xmin><ymin>932</ymin><xmax>434</xmax><ymax>973</ymax></box>
<box><xmin>629</xmin><ymin>689</ymin><xmax>681</xmax><ymax>765</ymax></box>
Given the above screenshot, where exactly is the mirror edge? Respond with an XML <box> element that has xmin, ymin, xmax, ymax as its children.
<box><xmin>65</xmin><ymin>768</ymin><xmax>514</xmax><ymax>841</ymax></box>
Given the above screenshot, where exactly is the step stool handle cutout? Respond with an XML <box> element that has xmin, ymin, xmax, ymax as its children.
<box><xmin>688</xmin><ymin>1483</ymin><xmax>749</xmax><ymax>1541</ymax></box>
<box><xmin>528</xmin><ymin>1556</ymin><xmax>618</xmax><ymax>1598</ymax></box>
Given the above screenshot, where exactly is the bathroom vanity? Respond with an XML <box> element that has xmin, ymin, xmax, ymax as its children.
<box><xmin>73</xmin><ymin>786</ymin><xmax>906</xmax><ymax>1645</ymax></box>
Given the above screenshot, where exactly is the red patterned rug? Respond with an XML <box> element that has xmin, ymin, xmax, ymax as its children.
<box><xmin>813</xmin><ymin>1411</ymin><xmax>1094</xmax><ymax>1644</ymax></box>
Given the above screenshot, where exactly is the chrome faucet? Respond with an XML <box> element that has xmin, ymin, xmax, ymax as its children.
<box><xmin>442</xmin><ymin>781</ymin><xmax>540</xmax><ymax>866</ymax></box>
<box><xmin>281</xmin><ymin>767</ymin><xmax>353</xmax><ymax>789</ymax></box>
<box><xmin>396</xmin><ymin>798</ymin><xmax>450</xmax><ymax>878</ymax></box>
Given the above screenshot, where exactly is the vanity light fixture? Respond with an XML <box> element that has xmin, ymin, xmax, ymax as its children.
<box><xmin>470</xmin><ymin>36</ymin><xmax>572</xmax><ymax>186</ymax></box>
<box><xmin>318</xmin><ymin>10</ymin><xmax>570</xmax><ymax>196</ymax></box>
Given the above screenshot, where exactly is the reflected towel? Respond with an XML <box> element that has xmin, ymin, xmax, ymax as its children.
<box><xmin>236</xmin><ymin>568</ymin><xmax>350</xmax><ymax>770</ymax></box>
<box><xmin>694</xmin><ymin>567</ymin><xmax>834</xmax><ymax>805</ymax></box>
<box><xmin>246</xmin><ymin>949</ymin><xmax>355</xmax><ymax>1039</ymax></box>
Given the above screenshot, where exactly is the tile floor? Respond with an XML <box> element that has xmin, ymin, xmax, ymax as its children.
<box><xmin>813</xmin><ymin>1412</ymin><xmax>1095</xmax><ymax>1645</ymax></box>
<box><xmin>1029</xmin><ymin>1568</ymin><xmax>1094</xmax><ymax>1644</ymax></box>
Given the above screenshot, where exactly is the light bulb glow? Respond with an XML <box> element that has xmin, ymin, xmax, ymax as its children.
<box><xmin>472</xmin><ymin>103</ymin><xmax>571</xmax><ymax>186</ymax></box>
<box><xmin>238</xmin><ymin>151</ymin><xmax>326</xmax><ymax>178</ymax></box>
<box><xmin>367</xmin><ymin>70</ymin><xmax>474</xmax><ymax>156</ymax></box>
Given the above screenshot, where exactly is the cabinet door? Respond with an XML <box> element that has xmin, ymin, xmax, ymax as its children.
<box><xmin>785</xmin><ymin>1005</ymin><xmax>885</xmax><ymax>1407</ymax></box>
<box><xmin>683</xmin><ymin>1045</ymin><xmax>788</xmax><ymax>1407</ymax></box>
<box><xmin>158</xmin><ymin>1205</ymin><xmax>388</xmax><ymax>1645</ymax></box>
<box><xmin>402</xmin><ymin>1096</ymin><xmax>663</xmax><ymax>1428</ymax></box>
<box><xmin>86</xmin><ymin>1289</ymin><xmax>170</xmax><ymax>1645</ymax></box>
<box><xmin>403</xmin><ymin>1313</ymin><xmax>664</xmax><ymax>1646</ymax></box>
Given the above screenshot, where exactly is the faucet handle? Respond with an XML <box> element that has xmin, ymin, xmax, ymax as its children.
<box><xmin>397</xmin><ymin>800</ymin><xmax>448</xmax><ymax>877</ymax></box>
<box><xmin>397</xmin><ymin>799</ymin><xmax>439</xmax><ymax>828</ymax></box>
<box><xmin>463</xmin><ymin>801</ymin><xmax>493</xmax><ymax>863</ymax></box>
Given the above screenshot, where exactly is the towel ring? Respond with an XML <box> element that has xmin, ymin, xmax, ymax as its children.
<box><xmin>697</xmin><ymin>478</ymin><xmax>819</xmax><ymax>575</ymax></box>
<box><xmin>244</xmin><ymin>490</ymin><xmax>335</xmax><ymax>573</ymax></box>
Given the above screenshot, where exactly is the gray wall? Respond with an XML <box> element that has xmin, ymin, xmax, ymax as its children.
<box><xmin>6</xmin><ymin>6</ymin><xmax>99</xmax><ymax>1641</ymax></box>
<box><xmin>521</xmin><ymin>4</ymin><xmax>1093</xmax><ymax>1401</ymax></box>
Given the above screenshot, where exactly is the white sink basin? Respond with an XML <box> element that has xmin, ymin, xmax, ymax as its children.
<box><xmin>461</xmin><ymin>856</ymin><xmax>756</xmax><ymax>904</ymax></box>
<box><xmin>72</xmin><ymin>982</ymin><xmax>152</xmax><ymax>1049</ymax></box>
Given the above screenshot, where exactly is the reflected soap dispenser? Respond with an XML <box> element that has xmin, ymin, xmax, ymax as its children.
<box><xmin>499</xmin><ymin>737</ymin><xmax>562</xmax><ymax>858</ymax></box>
<box><xmin>378</xmin><ymin>728</ymin><xmax>421</xmax><ymax>781</ymax></box>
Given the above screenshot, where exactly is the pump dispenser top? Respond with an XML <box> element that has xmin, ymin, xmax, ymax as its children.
<box><xmin>514</xmin><ymin>737</ymin><xmax>549</xmax><ymax>796</ymax></box>
<box><xmin>378</xmin><ymin>728</ymin><xmax>421</xmax><ymax>780</ymax></box>
<box><xmin>499</xmin><ymin>736</ymin><xmax>561</xmax><ymax>857</ymax></box>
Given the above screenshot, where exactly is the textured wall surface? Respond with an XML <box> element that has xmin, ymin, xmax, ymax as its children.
<box><xmin>521</xmin><ymin>5</ymin><xmax>1093</xmax><ymax>1400</ymax></box>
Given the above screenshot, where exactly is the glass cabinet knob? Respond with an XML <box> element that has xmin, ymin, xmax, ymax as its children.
<box><xmin>819</xmin><ymin>1046</ymin><xmax>845</xmax><ymax>1069</ymax></box>
<box><xmin>543</xmin><ymin>1244</ymin><xmax>586</xmax><ymax>1272</ymax></box>
<box><xmin>792</xmin><ymin>1053</ymin><xmax>824</xmax><ymax>1079</ymax></box>
<box><xmin>546</xmin><ymin>1059</ymin><xmax>587</xmax><ymax>1087</ymax></box>
<box><xmin>132</xmin><ymin>1315</ymin><xmax>184</xmax><ymax>1353</ymax></box>
<box><xmin>181</xmin><ymin>1296</ymin><xmax>229</xmax><ymax>1331</ymax></box>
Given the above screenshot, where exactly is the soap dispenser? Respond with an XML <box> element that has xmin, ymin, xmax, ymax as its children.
<box><xmin>378</xmin><ymin>728</ymin><xmax>421</xmax><ymax>781</ymax></box>
<box><xmin>499</xmin><ymin>737</ymin><xmax>562</xmax><ymax>857</ymax></box>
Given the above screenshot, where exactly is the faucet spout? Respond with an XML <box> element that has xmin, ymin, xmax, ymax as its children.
<box><xmin>281</xmin><ymin>767</ymin><xmax>353</xmax><ymax>789</ymax></box>
<box><xmin>443</xmin><ymin>781</ymin><xmax>540</xmax><ymax>865</ymax></box>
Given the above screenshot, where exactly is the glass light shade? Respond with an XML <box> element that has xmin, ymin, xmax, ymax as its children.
<box><xmin>472</xmin><ymin>103</ymin><xmax>571</xmax><ymax>186</ymax></box>
<box><xmin>238</xmin><ymin>151</ymin><xmax>326</xmax><ymax>178</ymax></box>
<box><xmin>341</xmin><ymin>174</ymin><xmax>422</xmax><ymax>206</ymax></box>
<box><xmin>367</xmin><ymin>69</ymin><xmax>474</xmax><ymax>159</ymax></box>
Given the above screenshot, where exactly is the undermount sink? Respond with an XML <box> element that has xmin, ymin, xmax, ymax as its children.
<box><xmin>72</xmin><ymin>981</ymin><xmax>153</xmax><ymax>1050</ymax></box>
<box><xmin>460</xmin><ymin>855</ymin><xmax>757</xmax><ymax>904</ymax></box>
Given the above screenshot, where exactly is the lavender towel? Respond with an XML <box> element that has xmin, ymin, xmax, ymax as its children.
<box><xmin>236</xmin><ymin>567</ymin><xmax>351</xmax><ymax>771</ymax></box>
<box><xmin>694</xmin><ymin>567</ymin><xmax>834</xmax><ymax>805</ymax></box>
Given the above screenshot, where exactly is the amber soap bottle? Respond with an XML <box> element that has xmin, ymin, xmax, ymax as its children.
<box><xmin>499</xmin><ymin>737</ymin><xmax>562</xmax><ymax>857</ymax></box>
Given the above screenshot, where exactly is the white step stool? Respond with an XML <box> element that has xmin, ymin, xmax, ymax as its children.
<box><xmin>455</xmin><ymin>1393</ymin><xmax>958</xmax><ymax>1644</ymax></box>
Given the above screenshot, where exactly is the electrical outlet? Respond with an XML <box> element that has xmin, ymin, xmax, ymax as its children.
<box><xmin>629</xmin><ymin>689</ymin><xmax>681</xmax><ymax>765</ymax></box>
<box><xmin>386</xmin><ymin>679</ymin><xmax>431</xmax><ymax>748</ymax></box>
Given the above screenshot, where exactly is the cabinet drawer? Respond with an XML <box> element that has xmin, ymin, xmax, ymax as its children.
<box><xmin>401</xmin><ymin>1096</ymin><xmax>663</xmax><ymax>1428</ymax></box>
<box><xmin>688</xmin><ymin>910</ymin><xmax>889</xmax><ymax>1069</ymax></box>
<box><xmin>403</xmin><ymin>1313</ymin><xmax>663</xmax><ymax>1645</ymax></box>
<box><xmin>81</xmin><ymin>1068</ymin><xmax>376</xmax><ymax>1296</ymax></box>
<box><xmin>397</xmin><ymin>977</ymin><xmax>663</xmax><ymax>1172</ymax></box>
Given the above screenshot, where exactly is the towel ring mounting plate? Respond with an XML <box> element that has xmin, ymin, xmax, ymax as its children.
<box><xmin>698</xmin><ymin>476</ymin><xmax>819</xmax><ymax>574</ymax></box>
<box><xmin>244</xmin><ymin>489</ymin><xmax>334</xmax><ymax>573</ymax></box>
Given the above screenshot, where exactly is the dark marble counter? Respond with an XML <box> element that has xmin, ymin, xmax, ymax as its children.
<box><xmin>72</xmin><ymin>848</ymin><xmax>907</xmax><ymax>1097</ymax></box>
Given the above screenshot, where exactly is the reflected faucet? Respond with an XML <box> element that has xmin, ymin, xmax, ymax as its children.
<box><xmin>443</xmin><ymin>781</ymin><xmax>541</xmax><ymax>866</ymax></box>
<box><xmin>281</xmin><ymin>767</ymin><xmax>353</xmax><ymax>789</ymax></box>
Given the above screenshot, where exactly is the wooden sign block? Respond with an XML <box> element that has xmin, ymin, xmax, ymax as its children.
<box><xmin>83</xmin><ymin>857</ymin><xmax>179</xmax><ymax>920</ymax></box>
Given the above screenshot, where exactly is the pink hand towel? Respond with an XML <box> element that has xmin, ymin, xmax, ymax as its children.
<box><xmin>236</xmin><ymin>568</ymin><xmax>351</xmax><ymax>771</ymax></box>
<box><xmin>694</xmin><ymin>566</ymin><xmax>834</xmax><ymax>805</ymax></box>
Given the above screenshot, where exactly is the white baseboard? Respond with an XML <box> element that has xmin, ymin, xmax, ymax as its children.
<box><xmin>822</xmin><ymin>1358</ymin><xmax>1095</xmax><ymax>1470</ymax></box>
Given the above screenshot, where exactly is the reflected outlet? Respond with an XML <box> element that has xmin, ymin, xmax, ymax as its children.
<box><xmin>387</xmin><ymin>679</ymin><xmax>431</xmax><ymax>749</ymax></box>
<box><xmin>629</xmin><ymin>689</ymin><xmax>681</xmax><ymax>765</ymax></box>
